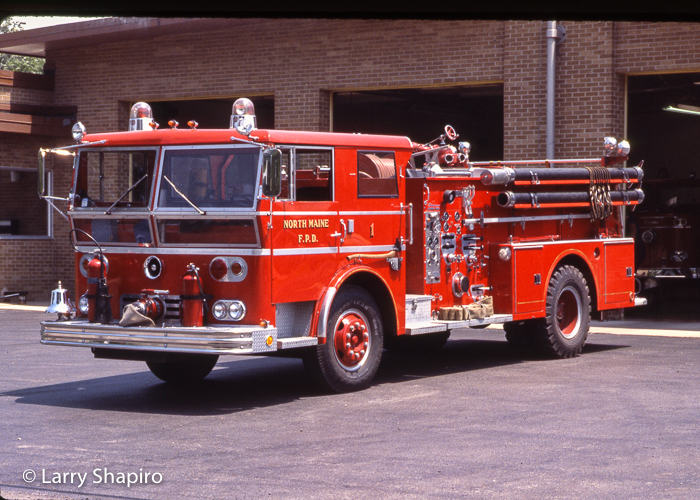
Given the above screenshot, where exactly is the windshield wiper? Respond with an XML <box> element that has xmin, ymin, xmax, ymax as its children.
<box><xmin>162</xmin><ymin>175</ymin><xmax>206</xmax><ymax>215</ymax></box>
<box><xmin>104</xmin><ymin>174</ymin><xmax>148</xmax><ymax>215</ymax></box>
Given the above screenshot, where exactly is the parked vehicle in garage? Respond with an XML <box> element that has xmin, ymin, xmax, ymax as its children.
<box><xmin>631</xmin><ymin>177</ymin><xmax>700</xmax><ymax>305</ymax></box>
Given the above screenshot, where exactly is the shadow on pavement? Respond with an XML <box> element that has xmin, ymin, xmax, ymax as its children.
<box><xmin>2</xmin><ymin>336</ymin><xmax>626</xmax><ymax>416</ymax></box>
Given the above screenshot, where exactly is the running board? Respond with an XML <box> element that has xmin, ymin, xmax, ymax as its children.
<box><xmin>406</xmin><ymin>314</ymin><xmax>513</xmax><ymax>336</ymax></box>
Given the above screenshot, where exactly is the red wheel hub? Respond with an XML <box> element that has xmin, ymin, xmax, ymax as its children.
<box><xmin>556</xmin><ymin>288</ymin><xmax>580</xmax><ymax>337</ymax></box>
<box><xmin>333</xmin><ymin>309</ymin><xmax>370</xmax><ymax>371</ymax></box>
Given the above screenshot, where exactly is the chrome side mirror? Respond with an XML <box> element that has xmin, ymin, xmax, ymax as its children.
<box><xmin>262</xmin><ymin>148</ymin><xmax>281</xmax><ymax>198</ymax></box>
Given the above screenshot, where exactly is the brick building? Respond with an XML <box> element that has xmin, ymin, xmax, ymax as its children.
<box><xmin>1</xmin><ymin>17</ymin><xmax>699</xmax><ymax>300</ymax></box>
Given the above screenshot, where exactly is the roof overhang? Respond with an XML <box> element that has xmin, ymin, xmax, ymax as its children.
<box><xmin>0</xmin><ymin>17</ymin><xmax>237</xmax><ymax>57</ymax></box>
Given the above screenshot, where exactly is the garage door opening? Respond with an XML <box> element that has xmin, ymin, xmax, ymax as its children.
<box><xmin>332</xmin><ymin>85</ymin><xmax>503</xmax><ymax>161</ymax></box>
<box><xmin>627</xmin><ymin>73</ymin><xmax>700</xmax><ymax>180</ymax></box>
<box><xmin>141</xmin><ymin>96</ymin><xmax>274</xmax><ymax>131</ymax></box>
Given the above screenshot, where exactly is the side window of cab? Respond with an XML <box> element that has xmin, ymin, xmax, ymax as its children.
<box><xmin>357</xmin><ymin>151</ymin><xmax>398</xmax><ymax>198</ymax></box>
<box><xmin>278</xmin><ymin>147</ymin><xmax>333</xmax><ymax>202</ymax></box>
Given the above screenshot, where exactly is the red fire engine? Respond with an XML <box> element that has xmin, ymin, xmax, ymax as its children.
<box><xmin>39</xmin><ymin>98</ymin><xmax>645</xmax><ymax>392</ymax></box>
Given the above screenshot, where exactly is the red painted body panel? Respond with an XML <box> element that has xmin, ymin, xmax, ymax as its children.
<box><xmin>62</xmin><ymin>122</ymin><xmax>636</xmax><ymax>343</ymax></box>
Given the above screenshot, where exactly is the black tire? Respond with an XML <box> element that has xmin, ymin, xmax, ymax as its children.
<box><xmin>303</xmin><ymin>286</ymin><xmax>383</xmax><ymax>393</ymax></box>
<box><xmin>534</xmin><ymin>265</ymin><xmax>591</xmax><ymax>358</ymax></box>
<box><xmin>146</xmin><ymin>354</ymin><xmax>219</xmax><ymax>383</ymax></box>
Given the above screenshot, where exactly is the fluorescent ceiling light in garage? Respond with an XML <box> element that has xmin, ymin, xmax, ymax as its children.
<box><xmin>663</xmin><ymin>104</ymin><xmax>700</xmax><ymax>115</ymax></box>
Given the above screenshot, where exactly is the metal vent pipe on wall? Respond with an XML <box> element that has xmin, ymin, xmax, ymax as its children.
<box><xmin>546</xmin><ymin>21</ymin><xmax>566</xmax><ymax>159</ymax></box>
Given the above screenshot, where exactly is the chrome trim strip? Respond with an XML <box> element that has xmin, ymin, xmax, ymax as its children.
<box><xmin>152</xmin><ymin>210</ymin><xmax>265</xmax><ymax>217</ymax></box>
<box><xmin>70</xmin><ymin>212</ymin><xmax>151</xmax><ymax>219</ymax></box>
<box><xmin>509</xmin><ymin>237</ymin><xmax>633</xmax><ymax>247</ymax></box>
<box><xmin>513</xmin><ymin>245</ymin><xmax>544</xmax><ymax>250</ymax></box>
<box><xmin>338</xmin><ymin>210</ymin><xmax>403</xmax><ymax>216</ymax></box>
<box><xmin>273</xmin><ymin>247</ymin><xmax>338</xmax><ymax>256</ymax></box>
<box><xmin>273</xmin><ymin>211</ymin><xmax>338</xmax><ymax>216</ymax></box>
<box><xmin>603</xmin><ymin>239</ymin><xmax>634</xmax><ymax>245</ymax></box>
<box><xmin>74</xmin><ymin>246</ymin><xmax>271</xmax><ymax>256</ymax></box>
<box><xmin>339</xmin><ymin>245</ymin><xmax>395</xmax><ymax>254</ymax></box>
<box><xmin>317</xmin><ymin>286</ymin><xmax>337</xmax><ymax>338</ymax></box>
<box><xmin>462</xmin><ymin>213</ymin><xmax>590</xmax><ymax>225</ymax></box>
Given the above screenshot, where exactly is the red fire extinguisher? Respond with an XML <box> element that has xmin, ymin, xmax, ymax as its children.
<box><xmin>86</xmin><ymin>249</ymin><xmax>112</xmax><ymax>324</ymax></box>
<box><xmin>181</xmin><ymin>263</ymin><xmax>205</xmax><ymax>327</ymax></box>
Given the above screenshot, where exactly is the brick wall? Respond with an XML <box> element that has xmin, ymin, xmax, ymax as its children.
<box><xmin>4</xmin><ymin>19</ymin><xmax>700</xmax><ymax>299</ymax></box>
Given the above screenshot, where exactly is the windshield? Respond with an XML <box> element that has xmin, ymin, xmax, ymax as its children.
<box><xmin>158</xmin><ymin>147</ymin><xmax>261</xmax><ymax>210</ymax></box>
<box><xmin>73</xmin><ymin>149</ymin><xmax>157</xmax><ymax>210</ymax></box>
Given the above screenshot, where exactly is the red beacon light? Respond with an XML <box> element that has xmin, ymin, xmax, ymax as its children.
<box><xmin>230</xmin><ymin>97</ymin><xmax>257</xmax><ymax>136</ymax></box>
<box><xmin>129</xmin><ymin>102</ymin><xmax>157</xmax><ymax>131</ymax></box>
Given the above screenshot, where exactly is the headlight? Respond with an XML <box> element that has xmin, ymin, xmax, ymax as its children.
<box><xmin>212</xmin><ymin>302</ymin><xmax>227</xmax><ymax>320</ymax></box>
<box><xmin>228</xmin><ymin>301</ymin><xmax>246</xmax><ymax>321</ymax></box>
<box><xmin>212</xmin><ymin>300</ymin><xmax>247</xmax><ymax>322</ymax></box>
<box><xmin>78</xmin><ymin>294</ymin><xmax>89</xmax><ymax>315</ymax></box>
<box><xmin>641</xmin><ymin>230</ymin><xmax>656</xmax><ymax>244</ymax></box>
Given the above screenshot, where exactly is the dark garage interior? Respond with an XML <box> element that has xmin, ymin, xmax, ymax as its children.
<box><xmin>147</xmin><ymin>95</ymin><xmax>275</xmax><ymax>131</ymax></box>
<box><xmin>627</xmin><ymin>72</ymin><xmax>700</xmax><ymax>180</ymax></box>
<box><xmin>332</xmin><ymin>84</ymin><xmax>504</xmax><ymax>161</ymax></box>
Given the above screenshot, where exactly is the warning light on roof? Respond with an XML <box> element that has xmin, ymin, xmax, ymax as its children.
<box><xmin>129</xmin><ymin>102</ymin><xmax>156</xmax><ymax>131</ymax></box>
<box><xmin>230</xmin><ymin>98</ymin><xmax>257</xmax><ymax>136</ymax></box>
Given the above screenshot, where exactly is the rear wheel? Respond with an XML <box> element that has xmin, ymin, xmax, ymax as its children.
<box><xmin>146</xmin><ymin>354</ymin><xmax>219</xmax><ymax>383</ymax></box>
<box><xmin>536</xmin><ymin>265</ymin><xmax>591</xmax><ymax>358</ymax></box>
<box><xmin>304</xmin><ymin>286</ymin><xmax>383</xmax><ymax>393</ymax></box>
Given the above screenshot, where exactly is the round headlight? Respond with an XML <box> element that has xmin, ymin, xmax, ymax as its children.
<box><xmin>228</xmin><ymin>301</ymin><xmax>246</xmax><ymax>321</ymax></box>
<box><xmin>78</xmin><ymin>294</ymin><xmax>89</xmax><ymax>315</ymax></box>
<box><xmin>213</xmin><ymin>302</ymin><xmax>227</xmax><ymax>320</ymax></box>
<box><xmin>498</xmin><ymin>247</ymin><xmax>512</xmax><ymax>261</ymax></box>
<box><xmin>72</xmin><ymin>122</ymin><xmax>86</xmax><ymax>143</ymax></box>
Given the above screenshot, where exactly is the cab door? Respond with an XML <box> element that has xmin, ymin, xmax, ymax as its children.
<box><xmin>337</xmin><ymin>149</ymin><xmax>405</xmax><ymax>263</ymax></box>
<box><xmin>270</xmin><ymin>146</ymin><xmax>340</xmax><ymax>304</ymax></box>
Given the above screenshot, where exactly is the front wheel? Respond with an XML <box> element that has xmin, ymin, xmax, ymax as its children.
<box><xmin>146</xmin><ymin>354</ymin><xmax>219</xmax><ymax>383</ymax></box>
<box><xmin>536</xmin><ymin>265</ymin><xmax>591</xmax><ymax>358</ymax></box>
<box><xmin>304</xmin><ymin>286</ymin><xmax>383</xmax><ymax>393</ymax></box>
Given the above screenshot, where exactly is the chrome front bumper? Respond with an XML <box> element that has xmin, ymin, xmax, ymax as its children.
<box><xmin>40</xmin><ymin>320</ymin><xmax>285</xmax><ymax>355</ymax></box>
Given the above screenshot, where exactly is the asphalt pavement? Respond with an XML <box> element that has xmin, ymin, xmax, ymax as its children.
<box><xmin>1</xmin><ymin>299</ymin><xmax>699</xmax><ymax>500</ymax></box>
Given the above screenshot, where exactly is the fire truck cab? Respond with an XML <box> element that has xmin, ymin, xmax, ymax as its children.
<box><xmin>39</xmin><ymin>99</ymin><xmax>645</xmax><ymax>392</ymax></box>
